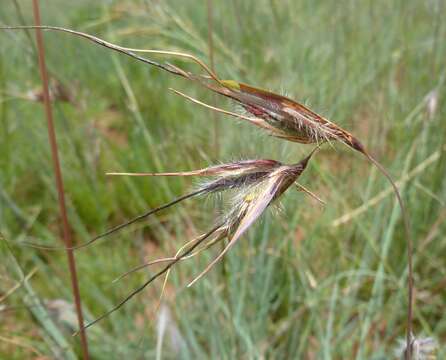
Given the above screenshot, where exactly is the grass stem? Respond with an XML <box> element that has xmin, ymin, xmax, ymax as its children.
<box><xmin>31</xmin><ymin>1</ymin><xmax>89</xmax><ymax>358</ymax></box>
<box><xmin>207</xmin><ymin>0</ymin><xmax>220</xmax><ymax>157</ymax></box>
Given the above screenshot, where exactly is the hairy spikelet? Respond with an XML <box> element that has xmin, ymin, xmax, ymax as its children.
<box><xmin>187</xmin><ymin>149</ymin><xmax>316</xmax><ymax>287</ymax></box>
<box><xmin>75</xmin><ymin>149</ymin><xmax>317</xmax><ymax>331</ymax></box>
<box><xmin>23</xmin><ymin>159</ymin><xmax>283</xmax><ymax>251</ymax></box>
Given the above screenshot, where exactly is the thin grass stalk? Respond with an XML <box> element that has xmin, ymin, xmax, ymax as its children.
<box><xmin>12</xmin><ymin>0</ymin><xmax>37</xmax><ymax>56</ymax></box>
<box><xmin>207</xmin><ymin>0</ymin><xmax>220</xmax><ymax>157</ymax></box>
<box><xmin>207</xmin><ymin>0</ymin><xmax>231</xmax><ymax>303</ymax></box>
<box><xmin>366</xmin><ymin>154</ymin><xmax>413</xmax><ymax>359</ymax></box>
<box><xmin>31</xmin><ymin>1</ymin><xmax>89</xmax><ymax>358</ymax></box>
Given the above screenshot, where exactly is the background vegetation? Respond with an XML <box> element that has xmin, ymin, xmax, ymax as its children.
<box><xmin>0</xmin><ymin>0</ymin><xmax>445</xmax><ymax>358</ymax></box>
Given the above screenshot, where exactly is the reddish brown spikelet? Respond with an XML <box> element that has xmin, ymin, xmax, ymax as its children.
<box><xmin>204</xmin><ymin>80</ymin><xmax>361</xmax><ymax>148</ymax></box>
<box><xmin>187</xmin><ymin>148</ymin><xmax>317</xmax><ymax>287</ymax></box>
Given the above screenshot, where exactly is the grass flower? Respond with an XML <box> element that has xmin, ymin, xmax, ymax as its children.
<box><xmin>78</xmin><ymin>148</ymin><xmax>317</xmax><ymax>331</ymax></box>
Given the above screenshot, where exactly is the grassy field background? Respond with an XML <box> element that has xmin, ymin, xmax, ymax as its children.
<box><xmin>0</xmin><ymin>0</ymin><xmax>445</xmax><ymax>358</ymax></box>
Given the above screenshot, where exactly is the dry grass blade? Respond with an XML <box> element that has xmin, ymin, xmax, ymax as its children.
<box><xmin>0</xmin><ymin>268</ymin><xmax>38</xmax><ymax>303</ymax></box>
<box><xmin>294</xmin><ymin>183</ymin><xmax>326</xmax><ymax>206</ymax></box>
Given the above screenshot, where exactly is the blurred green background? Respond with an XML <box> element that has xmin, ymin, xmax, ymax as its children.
<box><xmin>0</xmin><ymin>0</ymin><xmax>445</xmax><ymax>358</ymax></box>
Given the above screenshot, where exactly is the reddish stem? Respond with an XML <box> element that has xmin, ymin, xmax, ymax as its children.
<box><xmin>31</xmin><ymin>1</ymin><xmax>89</xmax><ymax>358</ymax></box>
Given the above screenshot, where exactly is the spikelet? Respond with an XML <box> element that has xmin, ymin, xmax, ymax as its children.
<box><xmin>114</xmin><ymin>149</ymin><xmax>319</xmax><ymax>284</ymax></box>
<box><xmin>76</xmin><ymin>149</ymin><xmax>317</xmax><ymax>332</ymax></box>
<box><xmin>22</xmin><ymin>159</ymin><xmax>283</xmax><ymax>251</ymax></box>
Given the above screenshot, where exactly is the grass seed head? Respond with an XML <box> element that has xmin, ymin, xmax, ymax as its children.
<box><xmin>186</xmin><ymin>149</ymin><xmax>317</xmax><ymax>287</ymax></box>
<box><xmin>213</xmin><ymin>80</ymin><xmax>363</xmax><ymax>149</ymax></box>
